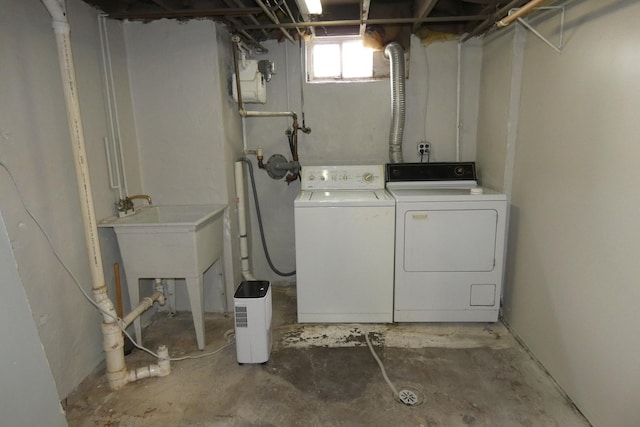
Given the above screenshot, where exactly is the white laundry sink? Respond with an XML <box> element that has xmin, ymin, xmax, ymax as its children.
<box><xmin>99</xmin><ymin>204</ymin><xmax>227</xmax><ymax>350</ymax></box>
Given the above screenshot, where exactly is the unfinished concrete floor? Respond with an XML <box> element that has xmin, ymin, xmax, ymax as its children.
<box><xmin>65</xmin><ymin>285</ymin><xmax>590</xmax><ymax>426</ymax></box>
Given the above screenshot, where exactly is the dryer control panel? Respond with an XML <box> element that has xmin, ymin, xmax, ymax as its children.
<box><xmin>301</xmin><ymin>165</ymin><xmax>385</xmax><ymax>190</ymax></box>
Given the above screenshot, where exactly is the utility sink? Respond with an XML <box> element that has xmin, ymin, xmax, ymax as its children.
<box><xmin>99</xmin><ymin>204</ymin><xmax>227</xmax><ymax>350</ymax></box>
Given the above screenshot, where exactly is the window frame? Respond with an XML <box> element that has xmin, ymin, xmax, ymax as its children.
<box><xmin>305</xmin><ymin>36</ymin><xmax>380</xmax><ymax>84</ymax></box>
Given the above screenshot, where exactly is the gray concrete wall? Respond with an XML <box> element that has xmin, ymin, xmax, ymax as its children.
<box><xmin>0</xmin><ymin>214</ymin><xmax>67</xmax><ymax>426</ymax></box>
<box><xmin>477</xmin><ymin>1</ymin><xmax>640</xmax><ymax>425</ymax></box>
<box><xmin>0</xmin><ymin>0</ymin><xmax>138</xmax><ymax>398</ymax></box>
<box><xmin>124</xmin><ymin>20</ymin><xmax>244</xmax><ymax>311</ymax></box>
<box><xmin>244</xmin><ymin>36</ymin><xmax>483</xmax><ymax>282</ymax></box>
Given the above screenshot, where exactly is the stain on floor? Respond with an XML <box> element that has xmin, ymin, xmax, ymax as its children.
<box><xmin>64</xmin><ymin>283</ymin><xmax>589</xmax><ymax>427</ymax></box>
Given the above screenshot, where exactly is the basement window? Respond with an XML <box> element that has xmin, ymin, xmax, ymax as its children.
<box><xmin>306</xmin><ymin>36</ymin><xmax>377</xmax><ymax>83</ymax></box>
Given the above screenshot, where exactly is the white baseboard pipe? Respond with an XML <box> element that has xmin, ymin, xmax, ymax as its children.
<box><xmin>40</xmin><ymin>0</ymin><xmax>169</xmax><ymax>390</ymax></box>
<box><xmin>234</xmin><ymin>161</ymin><xmax>257</xmax><ymax>281</ymax></box>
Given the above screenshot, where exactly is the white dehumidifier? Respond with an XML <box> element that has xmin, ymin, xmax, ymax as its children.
<box><xmin>234</xmin><ymin>280</ymin><xmax>272</xmax><ymax>364</ymax></box>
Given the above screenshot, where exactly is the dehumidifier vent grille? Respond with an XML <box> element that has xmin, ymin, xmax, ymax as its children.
<box><xmin>235</xmin><ymin>305</ymin><xmax>248</xmax><ymax>328</ymax></box>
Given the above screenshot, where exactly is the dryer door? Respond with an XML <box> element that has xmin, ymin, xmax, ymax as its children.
<box><xmin>403</xmin><ymin>209</ymin><xmax>498</xmax><ymax>272</ymax></box>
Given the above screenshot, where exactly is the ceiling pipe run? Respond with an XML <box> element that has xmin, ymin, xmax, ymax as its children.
<box><xmin>238</xmin><ymin>15</ymin><xmax>489</xmax><ymax>31</ymax></box>
<box><xmin>40</xmin><ymin>0</ymin><xmax>170</xmax><ymax>390</ymax></box>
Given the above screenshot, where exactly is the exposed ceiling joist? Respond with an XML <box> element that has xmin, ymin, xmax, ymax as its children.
<box><xmin>239</xmin><ymin>15</ymin><xmax>489</xmax><ymax>31</ymax></box>
<box><xmin>412</xmin><ymin>0</ymin><xmax>439</xmax><ymax>32</ymax></box>
<box><xmin>148</xmin><ymin>0</ymin><xmax>171</xmax><ymax>11</ymax></box>
<box><xmin>107</xmin><ymin>7</ymin><xmax>262</xmax><ymax>20</ymax></box>
<box><xmin>359</xmin><ymin>0</ymin><xmax>371</xmax><ymax>37</ymax></box>
<box><xmin>82</xmin><ymin>0</ymin><xmax>553</xmax><ymax>46</ymax></box>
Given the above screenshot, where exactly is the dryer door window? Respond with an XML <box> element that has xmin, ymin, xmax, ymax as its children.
<box><xmin>403</xmin><ymin>209</ymin><xmax>498</xmax><ymax>272</ymax></box>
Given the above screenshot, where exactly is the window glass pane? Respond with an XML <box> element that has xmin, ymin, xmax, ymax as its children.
<box><xmin>313</xmin><ymin>44</ymin><xmax>341</xmax><ymax>78</ymax></box>
<box><xmin>342</xmin><ymin>41</ymin><xmax>373</xmax><ymax>78</ymax></box>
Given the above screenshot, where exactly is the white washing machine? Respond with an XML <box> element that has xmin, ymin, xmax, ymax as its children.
<box><xmin>294</xmin><ymin>165</ymin><xmax>395</xmax><ymax>323</ymax></box>
<box><xmin>387</xmin><ymin>163</ymin><xmax>508</xmax><ymax>322</ymax></box>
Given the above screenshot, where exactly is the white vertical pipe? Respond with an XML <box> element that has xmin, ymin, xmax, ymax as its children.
<box><xmin>41</xmin><ymin>0</ymin><xmax>128</xmax><ymax>390</ymax></box>
<box><xmin>46</xmin><ymin>4</ymin><xmax>109</xmax><ymax>304</ymax></box>
<box><xmin>41</xmin><ymin>0</ymin><xmax>170</xmax><ymax>391</ymax></box>
<box><xmin>98</xmin><ymin>17</ymin><xmax>122</xmax><ymax>200</ymax></box>
<box><xmin>456</xmin><ymin>40</ymin><xmax>462</xmax><ymax>162</ymax></box>
<box><xmin>241</xmin><ymin>116</ymin><xmax>248</xmax><ymax>152</ymax></box>
<box><xmin>99</xmin><ymin>15</ymin><xmax>129</xmax><ymax>196</ymax></box>
<box><xmin>103</xmin><ymin>136</ymin><xmax>122</xmax><ymax>196</ymax></box>
<box><xmin>234</xmin><ymin>161</ymin><xmax>256</xmax><ymax>281</ymax></box>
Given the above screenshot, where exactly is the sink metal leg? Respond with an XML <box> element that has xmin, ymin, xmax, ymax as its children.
<box><xmin>165</xmin><ymin>279</ymin><xmax>177</xmax><ymax>315</ymax></box>
<box><xmin>186</xmin><ymin>276</ymin><xmax>205</xmax><ymax>350</ymax></box>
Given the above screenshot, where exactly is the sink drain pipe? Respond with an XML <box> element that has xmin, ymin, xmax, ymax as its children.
<box><xmin>41</xmin><ymin>0</ymin><xmax>170</xmax><ymax>390</ymax></box>
<box><xmin>234</xmin><ymin>160</ymin><xmax>256</xmax><ymax>281</ymax></box>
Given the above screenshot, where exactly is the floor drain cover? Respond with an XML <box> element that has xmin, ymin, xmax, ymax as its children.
<box><xmin>398</xmin><ymin>389</ymin><xmax>419</xmax><ymax>406</ymax></box>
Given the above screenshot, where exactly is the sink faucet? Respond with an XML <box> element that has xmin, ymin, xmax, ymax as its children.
<box><xmin>116</xmin><ymin>194</ymin><xmax>152</xmax><ymax>215</ymax></box>
<box><xmin>127</xmin><ymin>194</ymin><xmax>153</xmax><ymax>206</ymax></box>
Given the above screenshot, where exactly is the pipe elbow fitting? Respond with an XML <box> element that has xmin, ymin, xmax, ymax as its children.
<box><xmin>157</xmin><ymin>345</ymin><xmax>171</xmax><ymax>377</ymax></box>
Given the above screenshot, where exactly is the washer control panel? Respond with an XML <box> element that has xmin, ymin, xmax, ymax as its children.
<box><xmin>301</xmin><ymin>165</ymin><xmax>386</xmax><ymax>190</ymax></box>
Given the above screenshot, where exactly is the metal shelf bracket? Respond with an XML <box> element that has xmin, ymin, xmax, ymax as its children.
<box><xmin>513</xmin><ymin>5</ymin><xmax>566</xmax><ymax>53</ymax></box>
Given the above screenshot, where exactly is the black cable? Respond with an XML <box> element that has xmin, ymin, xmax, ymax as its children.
<box><xmin>286</xmin><ymin>129</ymin><xmax>295</xmax><ymax>157</ymax></box>
<box><xmin>239</xmin><ymin>158</ymin><xmax>296</xmax><ymax>277</ymax></box>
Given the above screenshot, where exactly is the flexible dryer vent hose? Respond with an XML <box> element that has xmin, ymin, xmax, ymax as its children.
<box><xmin>384</xmin><ymin>42</ymin><xmax>406</xmax><ymax>164</ymax></box>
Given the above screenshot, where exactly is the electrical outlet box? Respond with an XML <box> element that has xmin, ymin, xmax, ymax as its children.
<box><xmin>418</xmin><ymin>142</ymin><xmax>431</xmax><ymax>155</ymax></box>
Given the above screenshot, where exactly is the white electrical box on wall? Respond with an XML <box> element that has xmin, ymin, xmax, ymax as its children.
<box><xmin>232</xmin><ymin>59</ymin><xmax>266</xmax><ymax>104</ymax></box>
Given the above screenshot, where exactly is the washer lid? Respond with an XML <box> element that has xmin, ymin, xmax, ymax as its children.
<box><xmin>295</xmin><ymin>190</ymin><xmax>395</xmax><ymax>207</ymax></box>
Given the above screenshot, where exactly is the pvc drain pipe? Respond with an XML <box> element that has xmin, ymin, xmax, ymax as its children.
<box><xmin>40</xmin><ymin>0</ymin><xmax>169</xmax><ymax>390</ymax></box>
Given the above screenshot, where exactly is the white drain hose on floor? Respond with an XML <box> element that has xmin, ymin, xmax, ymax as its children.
<box><xmin>365</xmin><ymin>333</ymin><xmax>399</xmax><ymax>397</ymax></box>
<box><xmin>364</xmin><ymin>332</ymin><xmax>422</xmax><ymax>406</ymax></box>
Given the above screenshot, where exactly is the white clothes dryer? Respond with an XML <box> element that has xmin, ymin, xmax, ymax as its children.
<box><xmin>386</xmin><ymin>163</ymin><xmax>508</xmax><ymax>322</ymax></box>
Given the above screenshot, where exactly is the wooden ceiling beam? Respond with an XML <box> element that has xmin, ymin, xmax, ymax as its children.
<box><xmin>412</xmin><ymin>0</ymin><xmax>439</xmax><ymax>32</ymax></box>
<box><xmin>148</xmin><ymin>0</ymin><xmax>172</xmax><ymax>10</ymax></box>
<box><xmin>107</xmin><ymin>7</ymin><xmax>261</xmax><ymax>19</ymax></box>
<box><xmin>359</xmin><ymin>0</ymin><xmax>371</xmax><ymax>37</ymax></box>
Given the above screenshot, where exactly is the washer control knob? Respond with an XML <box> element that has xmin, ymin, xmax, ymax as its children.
<box><xmin>308</xmin><ymin>175</ymin><xmax>315</xmax><ymax>181</ymax></box>
<box><xmin>363</xmin><ymin>172</ymin><xmax>374</xmax><ymax>183</ymax></box>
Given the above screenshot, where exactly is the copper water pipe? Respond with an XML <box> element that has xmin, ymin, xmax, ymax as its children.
<box><xmin>232</xmin><ymin>37</ymin><xmax>302</xmax><ymax>181</ymax></box>
<box><xmin>462</xmin><ymin>0</ymin><xmax>527</xmax><ymax>42</ymax></box>
<box><xmin>497</xmin><ymin>0</ymin><xmax>548</xmax><ymax>28</ymax></box>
